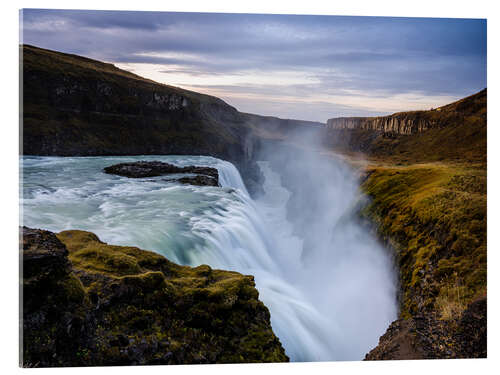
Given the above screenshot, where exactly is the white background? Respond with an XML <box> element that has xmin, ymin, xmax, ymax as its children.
<box><xmin>1</xmin><ymin>1</ymin><xmax>498</xmax><ymax>374</ymax></box>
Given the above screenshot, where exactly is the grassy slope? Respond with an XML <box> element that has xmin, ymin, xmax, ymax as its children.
<box><xmin>361</xmin><ymin>162</ymin><xmax>486</xmax><ymax>318</ymax></box>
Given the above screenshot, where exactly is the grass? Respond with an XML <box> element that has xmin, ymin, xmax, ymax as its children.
<box><xmin>435</xmin><ymin>272</ymin><xmax>468</xmax><ymax>320</ymax></box>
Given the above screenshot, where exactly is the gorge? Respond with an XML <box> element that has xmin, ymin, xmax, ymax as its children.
<box><xmin>21</xmin><ymin>44</ymin><xmax>487</xmax><ymax>364</ymax></box>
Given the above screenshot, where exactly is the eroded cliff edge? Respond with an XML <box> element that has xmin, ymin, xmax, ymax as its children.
<box><xmin>21</xmin><ymin>227</ymin><xmax>288</xmax><ymax>367</ymax></box>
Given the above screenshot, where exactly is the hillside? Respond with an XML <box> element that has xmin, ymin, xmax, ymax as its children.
<box><xmin>21</xmin><ymin>227</ymin><xmax>288</xmax><ymax>366</ymax></box>
<box><xmin>361</xmin><ymin>161</ymin><xmax>486</xmax><ymax>359</ymax></box>
<box><xmin>21</xmin><ymin>45</ymin><xmax>247</xmax><ymax>156</ymax></box>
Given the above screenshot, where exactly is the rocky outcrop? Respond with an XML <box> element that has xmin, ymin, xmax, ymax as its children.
<box><xmin>103</xmin><ymin>161</ymin><xmax>219</xmax><ymax>186</ymax></box>
<box><xmin>365</xmin><ymin>296</ymin><xmax>486</xmax><ymax>360</ymax></box>
<box><xmin>21</xmin><ymin>227</ymin><xmax>288</xmax><ymax>367</ymax></box>
<box><xmin>326</xmin><ymin>114</ymin><xmax>432</xmax><ymax>135</ymax></box>
<box><xmin>177</xmin><ymin>175</ymin><xmax>219</xmax><ymax>187</ymax></box>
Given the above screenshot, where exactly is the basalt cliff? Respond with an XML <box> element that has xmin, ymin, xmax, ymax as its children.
<box><xmin>324</xmin><ymin>89</ymin><xmax>486</xmax><ymax>165</ymax></box>
<box><xmin>327</xmin><ymin>89</ymin><xmax>486</xmax><ymax>136</ymax></box>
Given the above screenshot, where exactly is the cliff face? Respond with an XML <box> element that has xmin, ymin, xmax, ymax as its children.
<box><xmin>365</xmin><ymin>296</ymin><xmax>486</xmax><ymax>360</ymax></box>
<box><xmin>327</xmin><ymin>115</ymin><xmax>432</xmax><ymax>135</ymax></box>
<box><xmin>327</xmin><ymin>89</ymin><xmax>486</xmax><ymax>136</ymax></box>
<box><xmin>21</xmin><ymin>227</ymin><xmax>288</xmax><ymax>367</ymax></box>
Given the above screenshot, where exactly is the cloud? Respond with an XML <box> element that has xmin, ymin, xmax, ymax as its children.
<box><xmin>20</xmin><ymin>9</ymin><xmax>486</xmax><ymax>122</ymax></box>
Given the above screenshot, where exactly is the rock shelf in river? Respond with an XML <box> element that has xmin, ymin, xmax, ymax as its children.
<box><xmin>104</xmin><ymin>161</ymin><xmax>219</xmax><ymax>186</ymax></box>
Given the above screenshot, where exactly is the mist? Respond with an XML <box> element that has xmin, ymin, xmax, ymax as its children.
<box><xmin>252</xmin><ymin>127</ymin><xmax>398</xmax><ymax>359</ymax></box>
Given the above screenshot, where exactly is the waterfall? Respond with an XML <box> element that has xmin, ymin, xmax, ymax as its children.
<box><xmin>21</xmin><ymin>155</ymin><xmax>397</xmax><ymax>362</ymax></box>
<box><xmin>192</xmin><ymin>156</ymin><xmax>397</xmax><ymax>361</ymax></box>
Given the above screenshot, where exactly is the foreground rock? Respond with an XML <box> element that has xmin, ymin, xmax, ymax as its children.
<box><xmin>365</xmin><ymin>296</ymin><xmax>486</xmax><ymax>360</ymax></box>
<box><xmin>103</xmin><ymin>161</ymin><xmax>219</xmax><ymax>186</ymax></box>
<box><xmin>21</xmin><ymin>227</ymin><xmax>288</xmax><ymax>367</ymax></box>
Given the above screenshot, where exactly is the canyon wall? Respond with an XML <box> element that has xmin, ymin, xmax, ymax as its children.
<box><xmin>327</xmin><ymin>113</ymin><xmax>434</xmax><ymax>135</ymax></box>
<box><xmin>326</xmin><ymin>89</ymin><xmax>486</xmax><ymax>136</ymax></box>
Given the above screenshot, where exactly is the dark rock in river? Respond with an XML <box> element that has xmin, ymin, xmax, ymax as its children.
<box><xmin>21</xmin><ymin>227</ymin><xmax>288</xmax><ymax>367</ymax></box>
<box><xmin>177</xmin><ymin>175</ymin><xmax>218</xmax><ymax>187</ymax></box>
<box><xmin>103</xmin><ymin>161</ymin><xmax>219</xmax><ymax>186</ymax></box>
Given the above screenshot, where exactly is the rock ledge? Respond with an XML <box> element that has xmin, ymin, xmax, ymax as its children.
<box><xmin>103</xmin><ymin>161</ymin><xmax>219</xmax><ymax>186</ymax></box>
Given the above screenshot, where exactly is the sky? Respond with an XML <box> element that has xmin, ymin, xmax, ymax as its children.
<box><xmin>20</xmin><ymin>9</ymin><xmax>487</xmax><ymax>122</ymax></box>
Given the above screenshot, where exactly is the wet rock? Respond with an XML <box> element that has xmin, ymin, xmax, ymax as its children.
<box><xmin>21</xmin><ymin>226</ymin><xmax>70</xmax><ymax>282</ymax></box>
<box><xmin>103</xmin><ymin>161</ymin><xmax>219</xmax><ymax>186</ymax></box>
<box><xmin>454</xmin><ymin>296</ymin><xmax>487</xmax><ymax>358</ymax></box>
<box><xmin>177</xmin><ymin>175</ymin><xmax>218</xmax><ymax>186</ymax></box>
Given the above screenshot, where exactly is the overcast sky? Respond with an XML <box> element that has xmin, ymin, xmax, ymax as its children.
<box><xmin>21</xmin><ymin>9</ymin><xmax>486</xmax><ymax>122</ymax></box>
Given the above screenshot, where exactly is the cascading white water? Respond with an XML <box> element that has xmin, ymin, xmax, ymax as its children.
<box><xmin>21</xmin><ymin>154</ymin><xmax>397</xmax><ymax>361</ymax></box>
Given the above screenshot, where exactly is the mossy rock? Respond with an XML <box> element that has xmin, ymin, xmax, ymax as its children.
<box><xmin>21</xmin><ymin>227</ymin><xmax>289</xmax><ymax>367</ymax></box>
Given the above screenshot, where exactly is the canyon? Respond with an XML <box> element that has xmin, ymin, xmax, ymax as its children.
<box><xmin>20</xmin><ymin>44</ymin><xmax>487</xmax><ymax>364</ymax></box>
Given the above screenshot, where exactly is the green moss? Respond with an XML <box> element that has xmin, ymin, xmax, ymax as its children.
<box><xmin>60</xmin><ymin>274</ymin><xmax>86</xmax><ymax>304</ymax></box>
